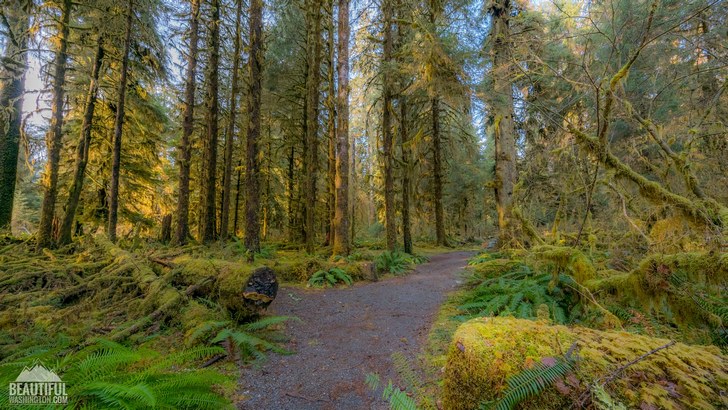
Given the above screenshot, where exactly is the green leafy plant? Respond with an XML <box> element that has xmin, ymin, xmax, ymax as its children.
<box><xmin>365</xmin><ymin>373</ymin><xmax>419</xmax><ymax>410</ymax></box>
<box><xmin>458</xmin><ymin>273</ymin><xmax>578</xmax><ymax>324</ymax></box>
<box><xmin>308</xmin><ymin>267</ymin><xmax>353</xmax><ymax>287</ymax></box>
<box><xmin>0</xmin><ymin>339</ymin><xmax>233</xmax><ymax>409</ymax></box>
<box><xmin>188</xmin><ymin>316</ymin><xmax>294</xmax><ymax>361</ymax></box>
<box><xmin>375</xmin><ymin>251</ymin><xmax>412</xmax><ymax>275</ymax></box>
<box><xmin>491</xmin><ymin>353</ymin><xmax>576</xmax><ymax>410</ymax></box>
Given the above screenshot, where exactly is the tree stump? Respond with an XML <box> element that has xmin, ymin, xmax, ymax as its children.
<box><xmin>235</xmin><ymin>266</ymin><xmax>278</xmax><ymax>321</ymax></box>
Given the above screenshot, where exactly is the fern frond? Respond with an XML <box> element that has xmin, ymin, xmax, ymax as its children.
<box><xmin>493</xmin><ymin>356</ymin><xmax>575</xmax><ymax>410</ymax></box>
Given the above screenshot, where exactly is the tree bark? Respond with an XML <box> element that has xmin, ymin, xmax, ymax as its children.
<box><xmin>174</xmin><ymin>0</ymin><xmax>201</xmax><ymax>245</ymax></box>
<box><xmin>245</xmin><ymin>0</ymin><xmax>264</xmax><ymax>257</ymax></box>
<box><xmin>201</xmin><ymin>0</ymin><xmax>220</xmax><ymax>243</ymax></box>
<box><xmin>332</xmin><ymin>0</ymin><xmax>351</xmax><ymax>256</ymax></box>
<box><xmin>220</xmin><ymin>0</ymin><xmax>243</xmax><ymax>240</ymax></box>
<box><xmin>401</xmin><ymin>95</ymin><xmax>412</xmax><ymax>254</ymax></box>
<box><xmin>326</xmin><ymin>13</ymin><xmax>336</xmax><ymax>247</ymax></box>
<box><xmin>304</xmin><ymin>0</ymin><xmax>323</xmax><ymax>254</ymax></box>
<box><xmin>489</xmin><ymin>0</ymin><xmax>517</xmax><ymax>248</ymax></box>
<box><xmin>432</xmin><ymin>97</ymin><xmax>446</xmax><ymax>246</ymax></box>
<box><xmin>107</xmin><ymin>0</ymin><xmax>134</xmax><ymax>243</ymax></box>
<box><xmin>0</xmin><ymin>1</ymin><xmax>29</xmax><ymax>231</ymax></box>
<box><xmin>37</xmin><ymin>0</ymin><xmax>72</xmax><ymax>250</ymax></box>
<box><xmin>382</xmin><ymin>0</ymin><xmax>396</xmax><ymax>251</ymax></box>
<box><xmin>58</xmin><ymin>36</ymin><xmax>105</xmax><ymax>246</ymax></box>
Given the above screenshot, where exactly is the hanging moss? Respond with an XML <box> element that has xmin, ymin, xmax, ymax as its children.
<box><xmin>443</xmin><ymin>317</ymin><xmax>727</xmax><ymax>410</ymax></box>
<box><xmin>586</xmin><ymin>252</ymin><xmax>727</xmax><ymax>344</ymax></box>
<box><xmin>528</xmin><ymin>245</ymin><xmax>596</xmax><ymax>283</ymax></box>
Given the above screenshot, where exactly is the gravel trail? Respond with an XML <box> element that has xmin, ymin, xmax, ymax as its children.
<box><xmin>238</xmin><ymin>251</ymin><xmax>472</xmax><ymax>410</ymax></box>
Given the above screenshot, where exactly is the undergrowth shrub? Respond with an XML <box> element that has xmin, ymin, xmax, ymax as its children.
<box><xmin>375</xmin><ymin>251</ymin><xmax>412</xmax><ymax>275</ymax></box>
<box><xmin>458</xmin><ymin>273</ymin><xmax>579</xmax><ymax>324</ymax></box>
<box><xmin>308</xmin><ymin>267</ymin><xmax>353</xmax><ymax>287</ymax></box>
<box><xmin>0</xmin><ymin>339</ymin><xmax>233</xmax><ymax>409</ymax></box>
<box><xmin>187</xmin><ymin>316</ymin><xmax>294</xmax><ymax>361</ymax></box>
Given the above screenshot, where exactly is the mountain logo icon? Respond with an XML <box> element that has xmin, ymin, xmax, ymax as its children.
<box><xmin>14</xmin><ymin>364</ymin><xmax>62</xmax><ymax>383</ymax></box>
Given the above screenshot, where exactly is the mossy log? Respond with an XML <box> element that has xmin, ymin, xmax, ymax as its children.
<box><xmin>171</xmin><ymin>257</ymin><xmax>278</xmax><ymax>321</ymax></box>
<box><xmin>443</xmin><ymin>317</ymin><xmax>727</xmax><ymax>410</ymax></box>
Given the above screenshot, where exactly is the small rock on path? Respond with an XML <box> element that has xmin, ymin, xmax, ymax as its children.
<box><xmin>238</xmin><ymin>251</ymin><xmax>472</xmax><ymax>410</ymax></box>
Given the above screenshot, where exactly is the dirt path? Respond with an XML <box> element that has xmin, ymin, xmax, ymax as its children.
<box><xmin>237</xmin><ymin>251</ymin><xmax>472</xmax><ymax>410</ymax></box>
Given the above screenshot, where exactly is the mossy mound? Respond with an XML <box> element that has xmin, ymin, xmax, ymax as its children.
<box><xmin>443</xmin><ymin>317</ymin><xmax>727</xmax><ymax>410</ymax></box>
<box><xmin>586</xmin><ymin>252</ymin><xmax>727</xmax><ymax>344</ymax></box>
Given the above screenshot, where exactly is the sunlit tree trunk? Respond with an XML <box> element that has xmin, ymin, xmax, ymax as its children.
<box><xmin>0</xmin><ymin>1</ymin><xmax>29</xmax><ymax>230</ymax></box>
<box><xmin>37</xmin><ymin>0</ymin><xmax>72</xmax><ymax>249</ymax></box>
<box><xmin>382</xmin><ymin>0</ymin><xmax>396</xmax><ymax>251</ymax></box>
<box><xmin>107</xmin><ymin>0</ymin><xmax>134</xmax><ymax>243</ymax></box>
<box><xmin>401</xmin><ymin>95</ymin><xmax>413</xmax><ymax>254</ymax></box>
<box><xmin>304</xmin><ymin>0</ymin><xmax>323</xmax><ymax>253</ymax></box>
<box><xmin>201</xmin><ymin>0</ymin><xmax>220</xmax><ymax>242</ymax></box>
<box><xmin>174</xmin><ymin>0</ymin><xmax>201</xmax><ymax>245</ymax></box>
<box><xmin>245</xmin><ymin>0</ymin><xmax>264</xmax><ymax>257</ymax></box>
<box><xmin>332</xmin><ymin>0</ymin><xmax>351</xmax><ymax>256</ymax></box>
<box><xmin>220</xmin><ymin>0</ymin><xmax>243</xmax><ymax>240</ymax></box>
<box><xmin>58</xmin><ymin>37</ymin><xmax>104</xmax><ymax>245</ymax></box>
<box><xmin>489</xmin><ymin>0</ymin><xmax>517</xmax><ymax>247</ymax></box>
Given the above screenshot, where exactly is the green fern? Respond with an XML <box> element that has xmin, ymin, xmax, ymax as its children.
<box><xmin>375</xmin><ymin>251</ymin><xmax>412</xmax><ymax>275</ymax></box>
<box><xmin>458</xmin><ymin>273</ymin><xmax>578</xmax><ymax>324</ymax></box>
<box><xmin>490</xmin><ymin>355</ymin><xmax>576</xmax><ymax>410</ymax></box>
<box><xmin>189</xmin><ymin>316</ymin><xmax>294</xmax><ymax>362</ymax></box>
<box><xmin>308</xmin><ymin>267</ymin><xmax>353</xmax><ymax>287</ymax></box>
<box><xmin>0</xmin><ymin>339</ymin><xmax>233</xmax><ymax>409</ymax></box>
<box><xmin>365</xmin><ymin>373</ymin><xmax>420</xmax><ymax>410</ymax></box>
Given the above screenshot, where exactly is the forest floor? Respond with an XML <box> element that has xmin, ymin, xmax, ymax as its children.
<box><xmin>237</xmin><ymin>251</ymin><xmax>474</xmax><ymax>410</ymax></box>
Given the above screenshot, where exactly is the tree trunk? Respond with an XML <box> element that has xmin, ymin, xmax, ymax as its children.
<box><xmin>233</xmin><ymin>159</ymin><xmax>242</xmax><ymax>235</ymax></box>
<box><xmin>432</xmin><ymin>97</ymin><xmax>446</xmax><ymax>246</ymax></box>
<box><xmin>58</xmin><ymin>37</ymin><xmax>104</xmax><ymax>245</ymax></box>
<box><xmin>326</xmin><ymin>14</ymin><xmax>336</xmax><ymax>247</ymax></box>
<box><xmin>0</xmin><ymin>1</ymin><xmax>29</xmax><ymax>230</ymax></box>
<box><xmin>287</xmin><ymin>145</ymin><xmax>296</xmax><ymax>241</ymax></box>
<box><xmin>201</xmin><ymin>0</ymin><xmax>220</xmax><ymax>243</ymax></box>
<box><xmin>401</xmin><ymin>95</ymin><xmax>412</xmax><ymax>254</ymax></box>
<box><xmin>245</xmin><ymin>0</ymin><xmax>264</xmax><ymax>257</ymax></box>
<box><xmin>382</xmin><ymin>0</ymin><xmax>396</xmax><ymax>251</ymax></box>
<box><xmin>332</xmin><ymin>0</ymin><xmax>351</xmax><ymax>256</ymax></box>
<box><xmin>489</xmin><ymin>0</ymin><xmax>517</xmax><ymax>248</ymax></box>
<box><xmin>107</xmin><ymin>0</ymin><xmax>134</xmax><ymax>243</ymax></box>
<box><xmin>37</xmin><ymin>0</ymin><xmax>72</xmax><ymax>250</ymax></box>
<box><xmin>304</xmin><ymin>0</ymin><xmax>323</xmax><ymax>254</ymax></box>
<box><xmin>174</xmin><ymin>0</ymin><xmax>201</xmax><ymax>245</ymax></box>
<box><xmin>220</xmin><ymin>0</ymin><xmax>243</xmax><ymax>240</ymax></box>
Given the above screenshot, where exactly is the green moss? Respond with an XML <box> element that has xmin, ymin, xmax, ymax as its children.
<box><xmin>528</xmin><ymin>245</ymin><xmax>596</xmax><ymax>283</ymax></box>
<box><xmin>443</xmin><ymin>317</ymin><xmax>728</xmax><ymax>410</ymax></box>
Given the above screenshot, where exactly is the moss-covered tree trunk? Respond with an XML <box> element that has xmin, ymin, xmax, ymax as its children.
<box><xmin>489</xmin><ymin>0</ymin><xmax>517</xmax><ymax>248</ymax></box>
<box><xmin>37</xmin><ymin>0</ymin><xmax>71</xmax><ymax>249</ymax></box>
<box><xmin>220</xmin><ymin>0</ymin><xmax>243</xmax><ymax>240</ymax></box>
<box><xmin>304</xmin><ymin>0</ymin><xmax>323</xmax><ymax>254</ymax></box>
<box><xmin>245</xmin><ymin>0</ymin><xmax>264</xmax><ymax>257</ymax></box>
<box><xmin>382</xmin><ymin>0</ymin><xmax>396</xmax><ymax>251</ymax></box>
<box><xmin>432</xmin><ymin>96</ymin><xmax>446</xmax><ymax>246</ymax></box>
<box><xmin>201</xmin><ymin>0</ymin><xmax>220</xmax><ymax>243</ymax></box>
<box><xmin>326</xmin><ymin>13</ymin><xmax>336</xmax><ymax>247</ymax></box>
<box><xmin>58</xmin><ymin>37</ymin><xmax>105</xmax><ymax>246</ymax></box>
<box><xmin>0</xmin><ymin>1</ymin><xmax>29</xmax><ymax>231</ymax></box>
<box><xmin>332</xmin><ymin>0</ymin><xmax>351</xmax><ymax>256</ymax></box>
<box><xmin>174</xmin><ymin>0</ymin><xmax>201</xmax><ymax>245</ymax></box>
<box><xmin>107</xmin><ymin>0</ymin><xmax>134</xmax><ymax>243</ymax></box>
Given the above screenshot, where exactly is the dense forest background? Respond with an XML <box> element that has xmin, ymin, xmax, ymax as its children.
<box><xmin>1</xmin><ymin>0</ymin><xmax>727</xmax><ymax>408</ymax></box>
<box><xmin>1</xmin><ymin>0</ymin><xmax>726</xmax><ymax>259</ymax></box>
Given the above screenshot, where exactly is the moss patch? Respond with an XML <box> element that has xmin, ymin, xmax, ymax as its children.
<box><xmin>443</xmin><ymin>317</ymin><xmax>727</xmax><ymax>410</ymax></box>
